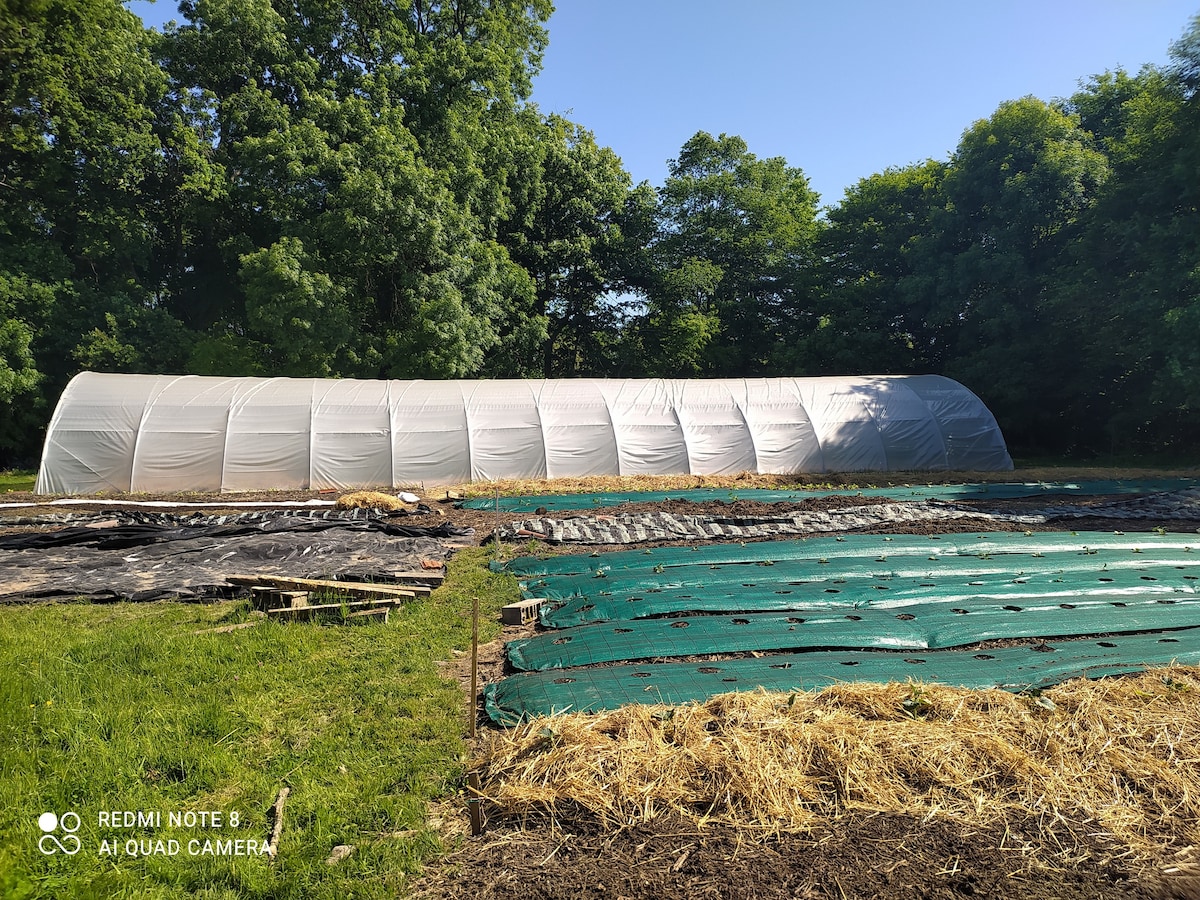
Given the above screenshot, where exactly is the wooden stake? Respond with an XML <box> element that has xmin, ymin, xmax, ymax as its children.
<box><xmin>267</xmin><ymin>786</ymin><xmax>290</xmax><ymax>860</ymax></box>
<box><xmin>469</xmin><ymin>594</ymin><xmax>479</xmax><ymax>740</ymax></box>
<box><xmin>467</xmin><ymin>771</ymin><xmax>483</xmax><ymax>836</ymax></box>
<box><xmin>493</xmin><ymin>485</ymin><xmax>501</xmax><ymax>565</ymax></box>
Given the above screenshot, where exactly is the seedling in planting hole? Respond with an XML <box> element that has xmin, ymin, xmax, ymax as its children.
<box><xmin>901</xmin><ymin>684</ymin><xmax>931</xmax><ymax>718</ymax></box>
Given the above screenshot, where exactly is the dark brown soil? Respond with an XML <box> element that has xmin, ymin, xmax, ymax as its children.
<box><xmin>413</xmin><ymin>810</ymin><xmax>1196</xmax><ymax>900</ymax></box>
<box><xmin>5</xmin><ymin>488</ymin><xmax>1197</xmax><ymax>548</ymax></box>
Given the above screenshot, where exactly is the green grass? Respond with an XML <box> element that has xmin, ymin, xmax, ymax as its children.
<box><xmin>0</xmin><ymin>470</ymin><xmax>36</xmax><ymax>493</ymax></box>
<box><xmin>0</xmin><ymin>548</ymin><xmax>518</xmax><ymax>899</ymax></box>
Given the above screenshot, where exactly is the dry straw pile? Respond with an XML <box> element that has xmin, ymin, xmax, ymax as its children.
<box><xmin>335</xmin><ymin>490</ymin><xmax>408</xmax><ymax>511</ymax></box>
<box><xmin>475</xmin><ymin>669</ymin><xmax>1200</xmax><ymax>857</ymax></box>
<box><xmin>447</xmin><ymin>467</ymin><xmax>1200</xmax><ymax>499</ymax></box>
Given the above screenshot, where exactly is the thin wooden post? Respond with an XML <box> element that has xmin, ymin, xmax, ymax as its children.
<box><xmin>493</xmin><ymin>485</ymin><xmax>501</xmax><ymax>564</ymax></box>
<box><xmin>469</xmin><ymin>594</ymin><xmax>479</xmax><ymax>740</ymax></box>
<box><xmin>467</xmin><ymin>771</ymin><xmax>483</xmax><ymax>836</ymax></box>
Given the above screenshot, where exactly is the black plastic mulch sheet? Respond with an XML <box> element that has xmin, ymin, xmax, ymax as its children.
<box><xmin>0</xmin><ymin>509</ymin><xmax>472</xmax><ymax>602</ymax></box>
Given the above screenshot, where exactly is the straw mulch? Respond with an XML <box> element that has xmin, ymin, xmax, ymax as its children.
<box><xmin>445</xmin><ymin>467</ymin><xmax>1200</xmax><ymax>499</ymax></box>
<box><xmin>335</xmin><ymin>490</ymin><xmax>408</xmax><ymax>511</ymax></box>
<box><xmin>474</xmin><ymin>669</ymin><xmax>1200</xmax><ymax>861</ymax></box>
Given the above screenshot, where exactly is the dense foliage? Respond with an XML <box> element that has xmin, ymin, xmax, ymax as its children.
<box><xmin>2</xmin><ymin>2</ymin><xmax>1198</xmax><ymax>463</ymax></box>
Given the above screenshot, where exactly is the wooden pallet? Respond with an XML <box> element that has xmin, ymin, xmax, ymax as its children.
<box><xmin>227</xmin><ymin>574</ymin><xmax>423</xmax><ymax>600</ymax></box>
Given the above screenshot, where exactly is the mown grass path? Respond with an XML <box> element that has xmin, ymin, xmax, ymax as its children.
<box><xmin>0</xmin><ymin>548</ymin><xmax>517</xmax><ymax>899</ymax></box>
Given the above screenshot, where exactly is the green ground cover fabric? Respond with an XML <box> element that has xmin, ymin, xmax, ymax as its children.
<box><xmin>489</xmin><ymin>532</ymin><xmax>1200</xmax><ymax>724</ymax></box>
<box><xmin>464</xmin><ymin>479</ymin><xmax>1199</xmax><ymax>512</ymax></box>
<box><xmin>529</xmin><ymin>551</ymin><xmax>1200</xmax><ymax>604</ymax></box>
<box><xmin>497</xmin><ymin>531</ymin><xmax>1199</xmax><ymax>579</ymax></box>
<box><xmin>509</xmin><ymin>595</ymin><xmax>1200</xmax><ymax>670</ymax></box>
<box><xmin>485</xmin><ymin>628</ymin><xmax>1200</xmax><ymax>724</ymax></box>
<box><xmin>538</xmin><ymin>563</ymin><xmax>1200</xmax><ymax>627</ymax></box>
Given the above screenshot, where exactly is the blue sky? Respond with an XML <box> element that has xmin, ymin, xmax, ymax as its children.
<box><xmin>128</xmin><ymin>1</ymin><xmax>1199</xmax><ymax>206</ymax></box>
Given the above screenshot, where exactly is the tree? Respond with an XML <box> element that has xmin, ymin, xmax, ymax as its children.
<box><xmin>922</xmin><ymin>98</ymin><xmax>1108</xmax><ymax>448</ymax></box>
<box><xmin>0</xmin><ymin>0</ymin><xmax>191</xmax><ymax>461</ymax></box>
<box><xmin>157</xmin><ymin>0</ymin><xmax>553</xmax><ymax>379</ymax></box>
<box><xmin>645</xmin><ymin>132</ymin><xmax>820</xmax><ymax>376</ymax></box>
<box><xmin>804</xmin><ymin>160</ymin><xmax>948</xmax><ymax>375</ymax></box>
<box><xmin>1055</xmin><ymin>16</ymin><xmax>1200</xmax><ymax>453</ymax></box>
<box><xmin>500</xmin><ymin>112</ymin><xmax>636</xmax><ymax>376</ymax></box>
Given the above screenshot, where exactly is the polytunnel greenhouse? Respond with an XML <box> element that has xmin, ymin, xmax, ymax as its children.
<box><xmin>35</xmin><ymin>373</ymin><xmax>1013</xmax><ymax>494</ymax></box>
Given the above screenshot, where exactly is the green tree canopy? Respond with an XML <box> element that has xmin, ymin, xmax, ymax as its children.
<box><xmin>638</xmin><ymin>131</ymin><xmax>820</xmax><ymax>376</ymax></box>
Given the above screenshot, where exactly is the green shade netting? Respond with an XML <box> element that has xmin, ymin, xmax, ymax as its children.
<box><xmin>465</xmin><ymin>479</ymin><xmax>1198</xmax><ymax>512</ymax></box>
<box><xmin>496</xmin><ymin>531</ymin><xmax>1199</xmax><ymax>580</ymax></box>
<box><xmin>486</xmin><ymin>628</ymin><xmax>1200</xmax><ymax>724</ymax></box>
<box><xmin>509</xmin><ymin>595</ymin><xmax>1200</xmax><ymax>670</ymax></box>
<box><xmin>542</xmin><ymin>564</ymin><xmax>1200</xmax><ymax>628</ymax></box>
<box><xmin>536</xmin><ymin>559</ymin><xmax>1200</xmax><ymax>626</ymax></box>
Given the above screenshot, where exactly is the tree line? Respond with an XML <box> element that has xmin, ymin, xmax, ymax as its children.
<box><xmin>2</xmin><ymin>1</ymin><xmax>1199</xmax><ymax>465</ymax></box>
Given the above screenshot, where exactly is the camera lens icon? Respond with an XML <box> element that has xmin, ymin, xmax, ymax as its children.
<box><xmin>38</xmin><ymin>811</ymin><xmax>81</xmax><ymax>855</ymax></box>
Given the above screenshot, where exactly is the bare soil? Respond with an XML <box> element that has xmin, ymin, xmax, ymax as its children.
<box><xmin>413</xmin><ymin>810</ymin><xmax>1197</xmax><ymax>900</ymax></box>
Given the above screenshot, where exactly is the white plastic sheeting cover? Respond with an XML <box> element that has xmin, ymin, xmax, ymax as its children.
<box><xmin>35</xmin><ymin>373</ymin><xmax>1013</xmax><ymax>494</ymax></box>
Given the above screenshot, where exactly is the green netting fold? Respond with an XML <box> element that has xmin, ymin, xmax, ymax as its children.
<box><xmin>466</xmin><ymin>479</ymin><xmax>1198</xmax><ymax>512</ymax></box>
<box><xmin>485</xmin><ymin>628</ymin><xmax>1200</xmax><ymax>724</ymax></box>
<box><xmin>510</xmin><ymin>596</ymin><xmax>1200</xmax><ymax>670</ymax></box>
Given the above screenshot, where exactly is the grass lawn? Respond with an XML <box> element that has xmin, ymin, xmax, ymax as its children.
<box><xmin>0</xmin><ymin>548</ymin><xmax>518</xmax><ymax>899</ymax></box>
<box><xmin>1</xmin><ymin>470</ymin><xmax>36</xmax><ymax>493</ymax></box>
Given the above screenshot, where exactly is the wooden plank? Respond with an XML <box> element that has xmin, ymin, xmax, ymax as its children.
<box><xmin>266</xmin><ymin>598</ymin><xmax>400</xmax><ymax>622</ymax></box>
<box><xmin>386</xmin><ymin>570</ymin><xmax>445</xmax><ymax>584</ymax></box>
<box><xmin>344</xmin><ymin>570</ymin><xmax>443</xmax><ymax>587</ymax></box>
<box><xmin>249</xmin><ymin>587</ymin><xmax>312</xmax><ymax>610</ymax></box>
<box><xmin>250</xmin><ymin>585</ymin><xmax>283</xmax><ymax>611</ymax></box>
<box><xmin>227</xmin><ymin>575</ymin><xmax>419</xmax><ymax>600</ymax></box>
<box><xmin>344</xmin><ymin>608</ymin><xmax>389</xmax><ymax>625</ymax></box>
<box><xmin>192</xmin><ymin>621</ymin><xmax>263</xmax><ymax>635</ymax></box>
